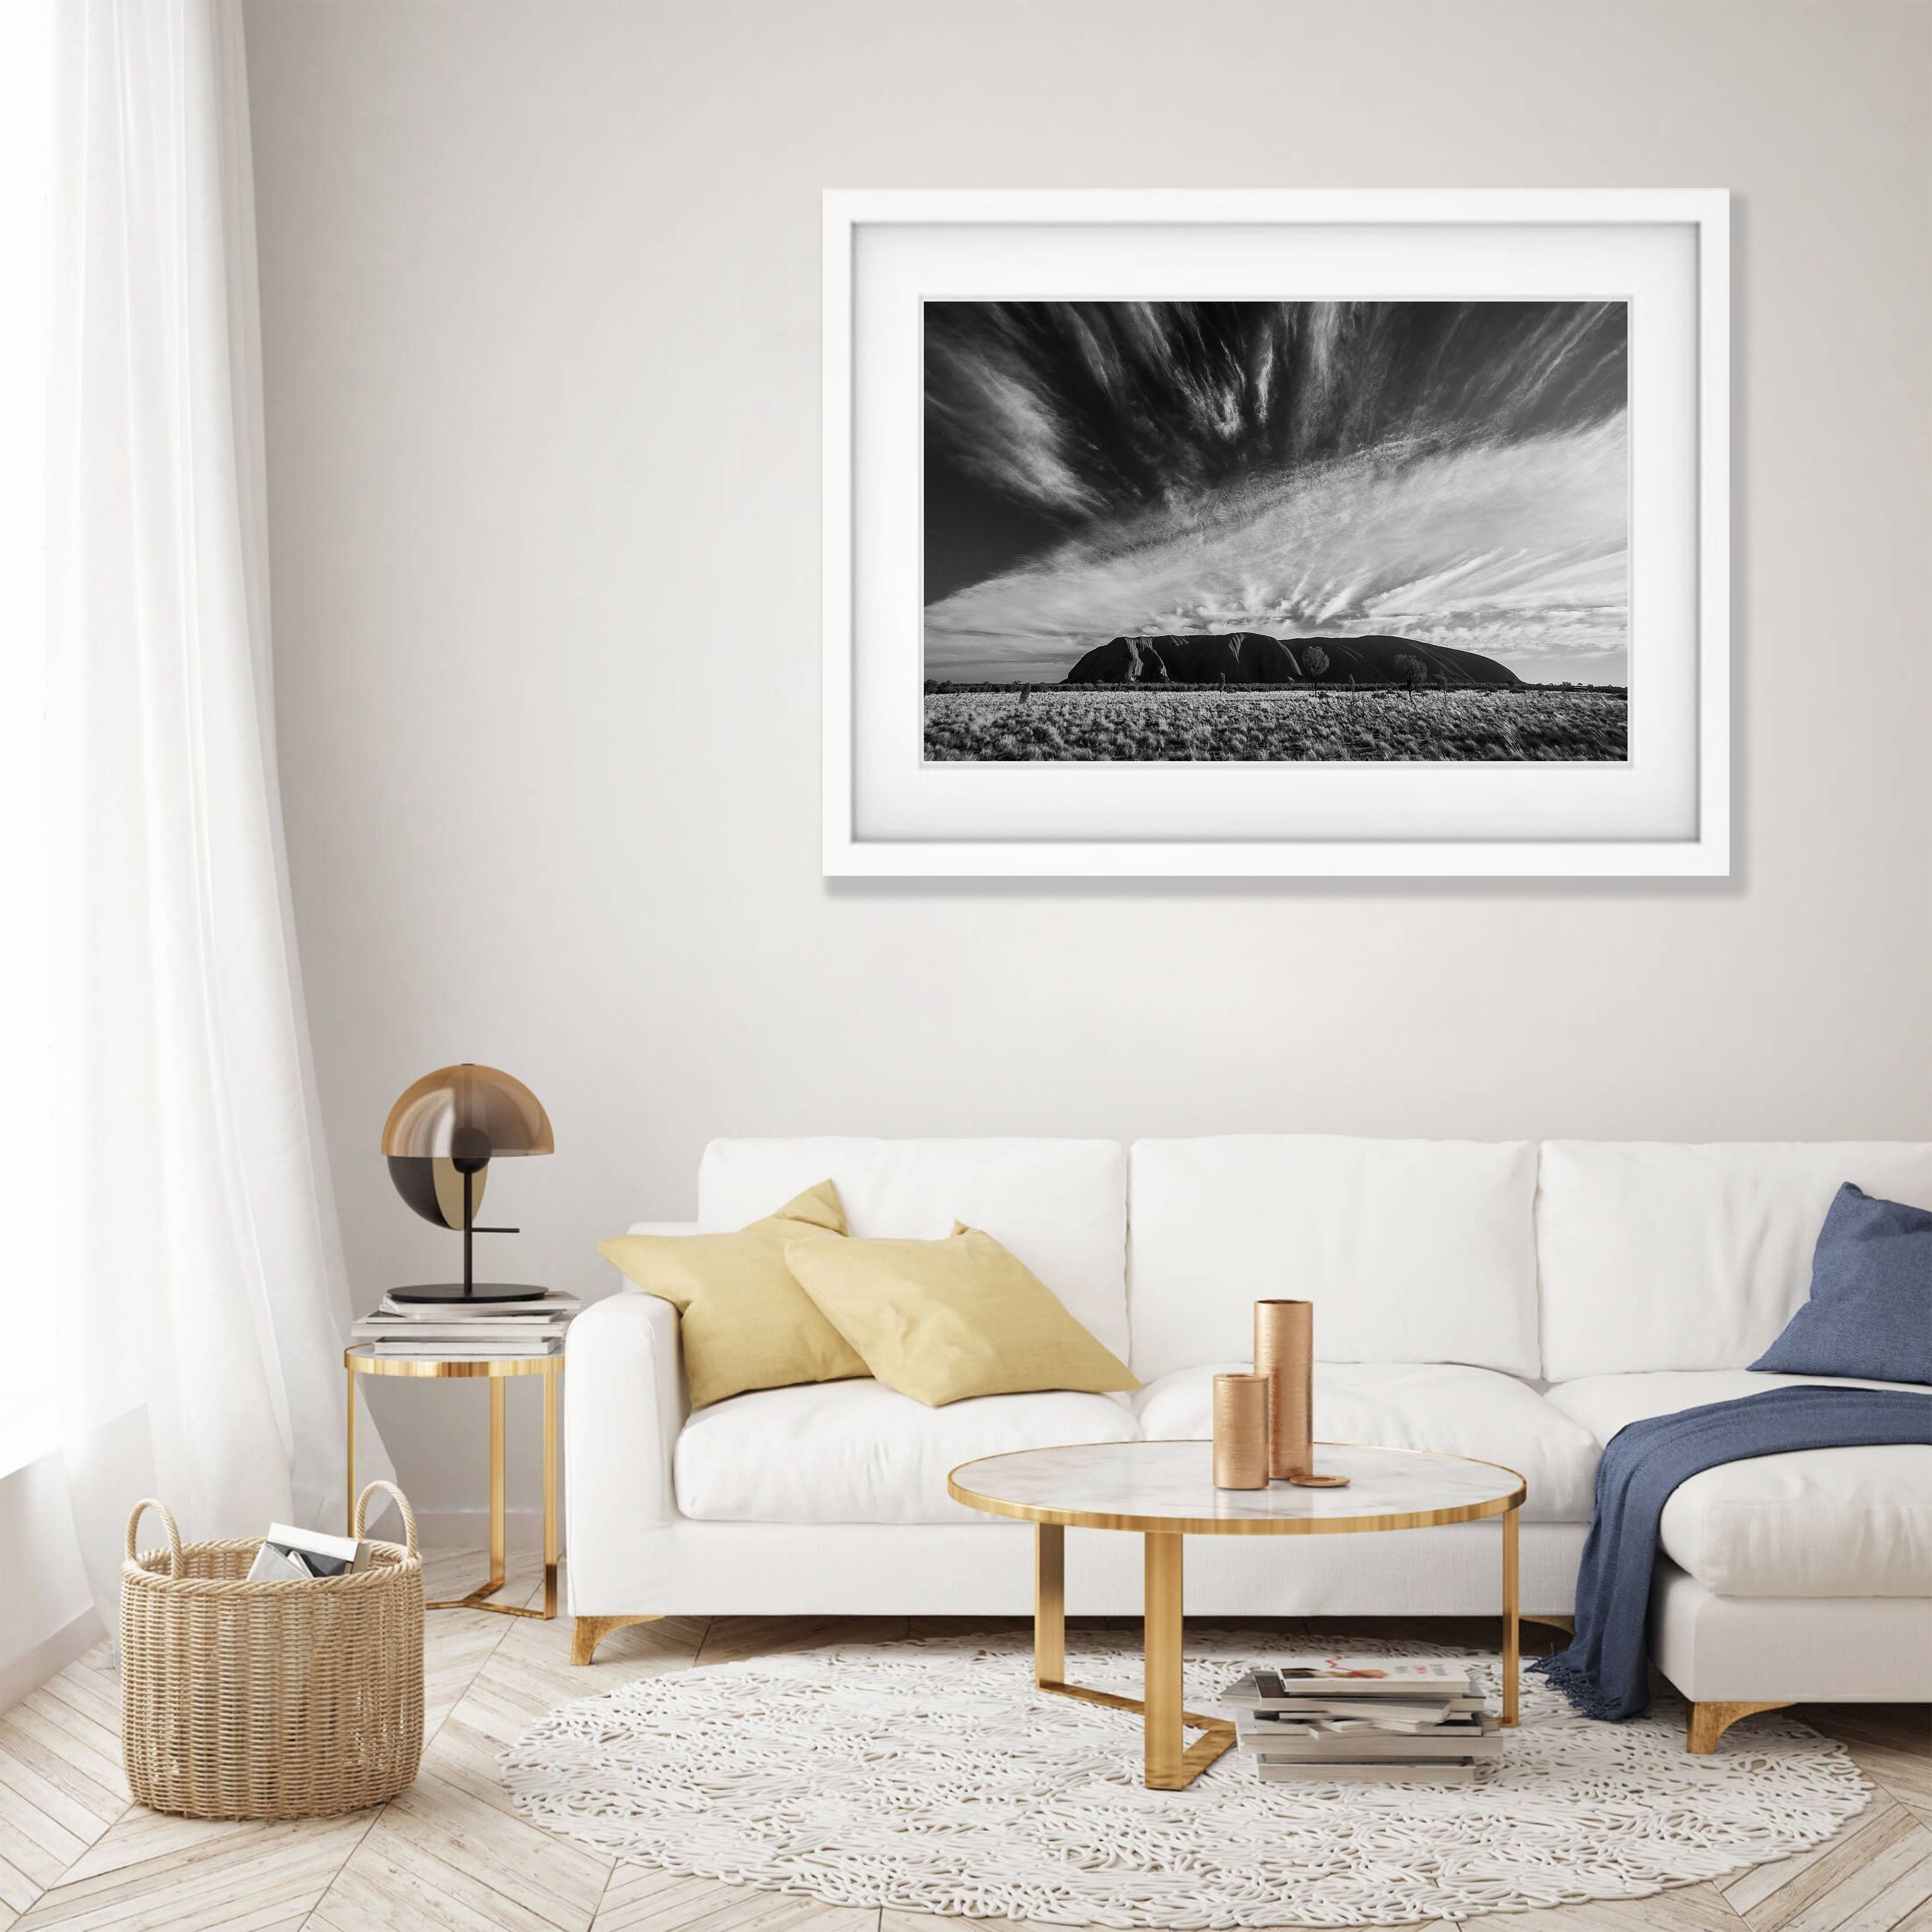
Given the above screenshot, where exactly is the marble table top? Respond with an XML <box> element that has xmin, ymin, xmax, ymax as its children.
<box><xmin>948</xmin><ymin>1440</ymin><xmax>1524</xmax><ymax>1534</ymax></box>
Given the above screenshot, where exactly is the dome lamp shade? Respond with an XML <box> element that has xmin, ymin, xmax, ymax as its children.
<box><xmin>382</xmin><ymin>1064</ymin><xmax>554</xmax><ymax>1303</ymax></box>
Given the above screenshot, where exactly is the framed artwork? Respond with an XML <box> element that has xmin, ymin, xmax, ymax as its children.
<box><xmin>823</xmin><ymin>190</ymin><xmax>1728</xmax><ymax>876</ymax></box>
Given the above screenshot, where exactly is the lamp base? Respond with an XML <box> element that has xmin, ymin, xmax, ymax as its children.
<box><xmin>387</xmin><ymin>1282</ymin><xmax>553</xmax><ymax>1305</ymax></box>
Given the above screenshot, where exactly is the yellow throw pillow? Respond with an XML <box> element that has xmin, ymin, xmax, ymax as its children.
<box><xmin>783</xmin><ymin>1222</ymin><xmax>1138</xmax><ymax>1407</ymax></box>
<box><xmin>598</xmin><ymin>1181</ymin><xmax>868</xmax><ymax>1408</ymax></box>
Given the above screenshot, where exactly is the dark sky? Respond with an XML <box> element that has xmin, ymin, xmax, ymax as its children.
<box><xmin>923</xmin><ymin>456</ymin><xmax>1064</xmax><ymax>604</ymax></box>
<box><xmin>923</xmin><ymin>300</ymin><xmax>1629</xmax><ymax>600</ymax></box>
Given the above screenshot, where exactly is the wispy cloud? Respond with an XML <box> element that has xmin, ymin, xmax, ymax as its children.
<box><xmin>925</xmin><ymin>299</ymin><xmax>1629</xmax><ymax>527</ymax></box>
<box><xmin>925</xmin><ymin>415</ymin><xmax>1628</xmax><ymax>678</ymax></box>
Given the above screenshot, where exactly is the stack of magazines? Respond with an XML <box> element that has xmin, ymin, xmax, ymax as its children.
<box><xmin>351</xmin><ymin>1289</ymin><xmax>580</xmax><ymax>1359</ymax></box>
<box><xmin>246</xmin><ymin>1522</ymin><xmax>372</xmax><ymax>1582</ymax></box>
<box><xmin>1221</xmin><ymin>1660</ymin><xmax>1501</xmax><ymax>1783</ymax></box>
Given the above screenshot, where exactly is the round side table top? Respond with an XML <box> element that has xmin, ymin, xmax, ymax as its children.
<box><xmin>948</xmin><ymin>1439</ymin><xmax>1523</xmax><ymax>1535</ymax></box>
<box><xmin>344</xmin><ymin>1345</ymin><xmax>565</xmax><ymax>1380</ymax></box>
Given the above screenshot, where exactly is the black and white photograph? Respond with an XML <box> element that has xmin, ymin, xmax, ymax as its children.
<box><xmin>923</xmin><ymin>299</ymin><xmax>1629</xmax><ymax>763</ymax></box>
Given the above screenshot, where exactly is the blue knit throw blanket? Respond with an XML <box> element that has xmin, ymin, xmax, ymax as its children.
<box><xmin>1534</xmin><ymin>1385</ymin><xmax>1932</xmax><ymax>1721</ymax></box>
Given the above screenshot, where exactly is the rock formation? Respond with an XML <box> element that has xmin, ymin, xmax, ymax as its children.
<box><xmin>1063</xmin><ymin>632</ymin><xmax>1522</xmax><ymax>688</ymax></box>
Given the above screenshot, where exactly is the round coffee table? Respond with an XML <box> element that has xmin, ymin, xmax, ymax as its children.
<box><xmin>948</xmin><ymin>1439</ymin><xmax>1526</xmax><ymax>1790</ymax></box>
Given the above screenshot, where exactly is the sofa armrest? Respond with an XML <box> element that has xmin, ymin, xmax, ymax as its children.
<box><xmin>566</xmin><ymin>1288</ymin><xmax>686</xmax><ymax>1558</ymax></box>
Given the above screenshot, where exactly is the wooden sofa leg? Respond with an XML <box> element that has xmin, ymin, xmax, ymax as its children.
<box><xmin>573</xmin><ymin>1614</ymin><xmax>662</xmax><ymax>1666</ymax></box>
<box><xmin>1687</xmin><ymin>1700</ymin><xmax>1791</xmax><ymax>1753</ymax></box>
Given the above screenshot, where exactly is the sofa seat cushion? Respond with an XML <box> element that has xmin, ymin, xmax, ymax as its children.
<box><xmin>1547</xmin><ymin>1372</ymin><xmax>1932</xmax><ymax>1597</ymax></box>
<box><xmin>674</xmin><ymin>1379</ymin><xmax>1139</xmax><ymax>1525</ymax></box>
<box><xmin>1132</xmin><ymin>1363</ymin><xmax>1600</xmax><ymax>1522</ymax></box>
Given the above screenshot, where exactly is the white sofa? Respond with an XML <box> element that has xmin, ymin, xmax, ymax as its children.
<box><xmin>566</xmin><ymin>1136</ymin><xmax>1932</xmax><ymax>1746</ymax></box>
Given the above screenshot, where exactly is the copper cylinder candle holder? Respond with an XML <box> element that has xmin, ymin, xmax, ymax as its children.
<box><xmin>1211</xmin><ymin>1373</ymin><xmax>1270</xmax><ymax>1489</ymax></box>
<box><xmin>1253</xmin><ymin>1299</ymin><xmax>1350</xmax><ymax>1488</ymax></box>
<box><xmin>1253</xmin><ymin>1299</ymin><xmax>1313</xmax><ymax>1480</ymax></box>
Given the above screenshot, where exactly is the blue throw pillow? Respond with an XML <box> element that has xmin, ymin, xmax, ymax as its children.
<box><xmin>1751</xmin><ymin>1183</ymin><xmax>1932</xmax><ymax>1384</ymax></box>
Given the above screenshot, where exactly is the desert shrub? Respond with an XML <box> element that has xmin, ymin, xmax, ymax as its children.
<box><xmin>924</xmin><ymin>689</ymin><xmax>1626</xmax><ymax>763</ymax></box>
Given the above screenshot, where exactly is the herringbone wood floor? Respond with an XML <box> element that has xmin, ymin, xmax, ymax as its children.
<box><xmin>1</xmin><ymin>1553</ymin><xmax>1926</xmax><ymax>1931</ymax></box>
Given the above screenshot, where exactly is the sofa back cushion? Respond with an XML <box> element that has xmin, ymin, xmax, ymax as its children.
<box><xmin>1537</xmin><ymin>1142</ymin><xmax>1932</xmax><ymax>1382</ymax></box>
<box><xmin>1127</xmin><ymin>1136</ymin><xmax>1540</xmax><ymax>1382</ymax></box>
<box><xmin>697</xmin><ymin>1138</ymin><xmax>1129</xmax><ymax>1361</ymax></box>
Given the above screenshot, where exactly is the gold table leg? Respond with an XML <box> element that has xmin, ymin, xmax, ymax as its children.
<box><xmin>344</xmin><ymin>1364</ymin><xmax>356</xmax><ymax>1534</ymax></box>
<box><xmin>491</xmin><ymin>1377</ymin><xmax>508</xmax><ymax>1591</ymax></box>
<box><xmin>541</xmin><ymin>1366</ymin><xmax>559</xmax><ymax>1618</ymax></box>
<box><xmin>1145</xmin><ymin>1532</ymin><xmax>1185</xmax><ymax>1787</ymax></box>
<box><xmin>1035</xmin><ymin>1522</ymin><xmax>1065</xmax><ymax>1686</ymax></box>
<box><xmin>431</xmin><ymin>1379</ymin><xmax>510</xmax><ymax>1608</ymax></box>
<box><xmin>1030</xmin><ymin>1522</ymin><xmax>1234</xmax><ymax>1790</ymax></box>
<box><xmin>1502</xmin><ymin>1503</ymin><xmax>1520</xmax><ymax>1726</ymax></box>
<box><xmin>425</xmin><ymin>1371</ymin><xmax>561</xmax><ymax>1619</ymax></box>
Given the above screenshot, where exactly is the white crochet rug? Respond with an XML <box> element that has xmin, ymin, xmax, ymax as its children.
<box><xmin>501</xmin><ymin>1632</ymin><xmax>1871</xmax><ymax>1927</ymax></box>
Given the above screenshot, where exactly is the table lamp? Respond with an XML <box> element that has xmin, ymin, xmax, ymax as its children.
<box><xmin>382</xmin><ymin>1063</ymin><xmax>554</xmax><ymax>1303</ymax></box>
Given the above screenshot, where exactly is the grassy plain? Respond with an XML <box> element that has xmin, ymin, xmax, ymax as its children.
<box><xmin>923</xmin><ymin>687</ymin><xmax>1627</xmax><ymax>762</ymax></box>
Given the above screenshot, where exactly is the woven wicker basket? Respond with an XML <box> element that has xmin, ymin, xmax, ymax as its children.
<box><xmin>121</xmin><ymin>1481</ymin><xmax>424</xmax><ymax>1819</ymax></box>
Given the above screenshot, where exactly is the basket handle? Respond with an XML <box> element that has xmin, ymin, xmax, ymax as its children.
<box><xmin>352</xmin><ymin>1479</ymin><xmax>417</xmax><ymax>1556</ymax></box>
<box><xmin>125</xmin><ymin>1499</ymin><xmax>184</xmax><ymax>1577</ymax></box>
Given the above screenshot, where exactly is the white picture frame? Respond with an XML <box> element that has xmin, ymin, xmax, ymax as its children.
<box><xmin>823</xmin><ymin>190</ymin><xmax>1729</xmax><ymax>878</ymax></box>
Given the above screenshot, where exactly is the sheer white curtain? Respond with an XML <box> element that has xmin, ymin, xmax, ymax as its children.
<box><xmin>0</xmin><ymin>0</ymin><xmax>57</xmax><ymax>1484</ymax></box>
<box><xmin>30</xmin><ymin>0</ymin><xmax>387</xmax><ymax>1615</ymax></box>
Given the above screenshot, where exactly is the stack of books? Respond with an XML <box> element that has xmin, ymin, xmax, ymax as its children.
<box><xmin>247</xmin><ymin>1522</ymin><xmax>373</xmax><ymax>1582</ymax></box>
<box><xmin>351</xmin><ymin>1290</ymin><xmax>579</xmax><ymax>1359</ymax></box>
<box><xmin>1221</xmin><ymin>1660</ymin><xmax>1502</xmax><ymax>1784</ymax></box>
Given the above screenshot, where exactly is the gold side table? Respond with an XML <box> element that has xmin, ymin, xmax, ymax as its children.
<box><xmin>345</xmin><ymin>1345</ymin><xmax>561</xmax><ymax>1619</ymax></box>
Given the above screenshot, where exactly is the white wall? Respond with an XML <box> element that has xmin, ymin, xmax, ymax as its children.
<box><xmin>0</xmin><ymin>1457</ymin><xmax>100</xmax><ymax>1710</ymax></box>
<box><xmin>242</xmin><ymin>0</ymin><xmax>1932</xmax><ymax>1526</ymax></box>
